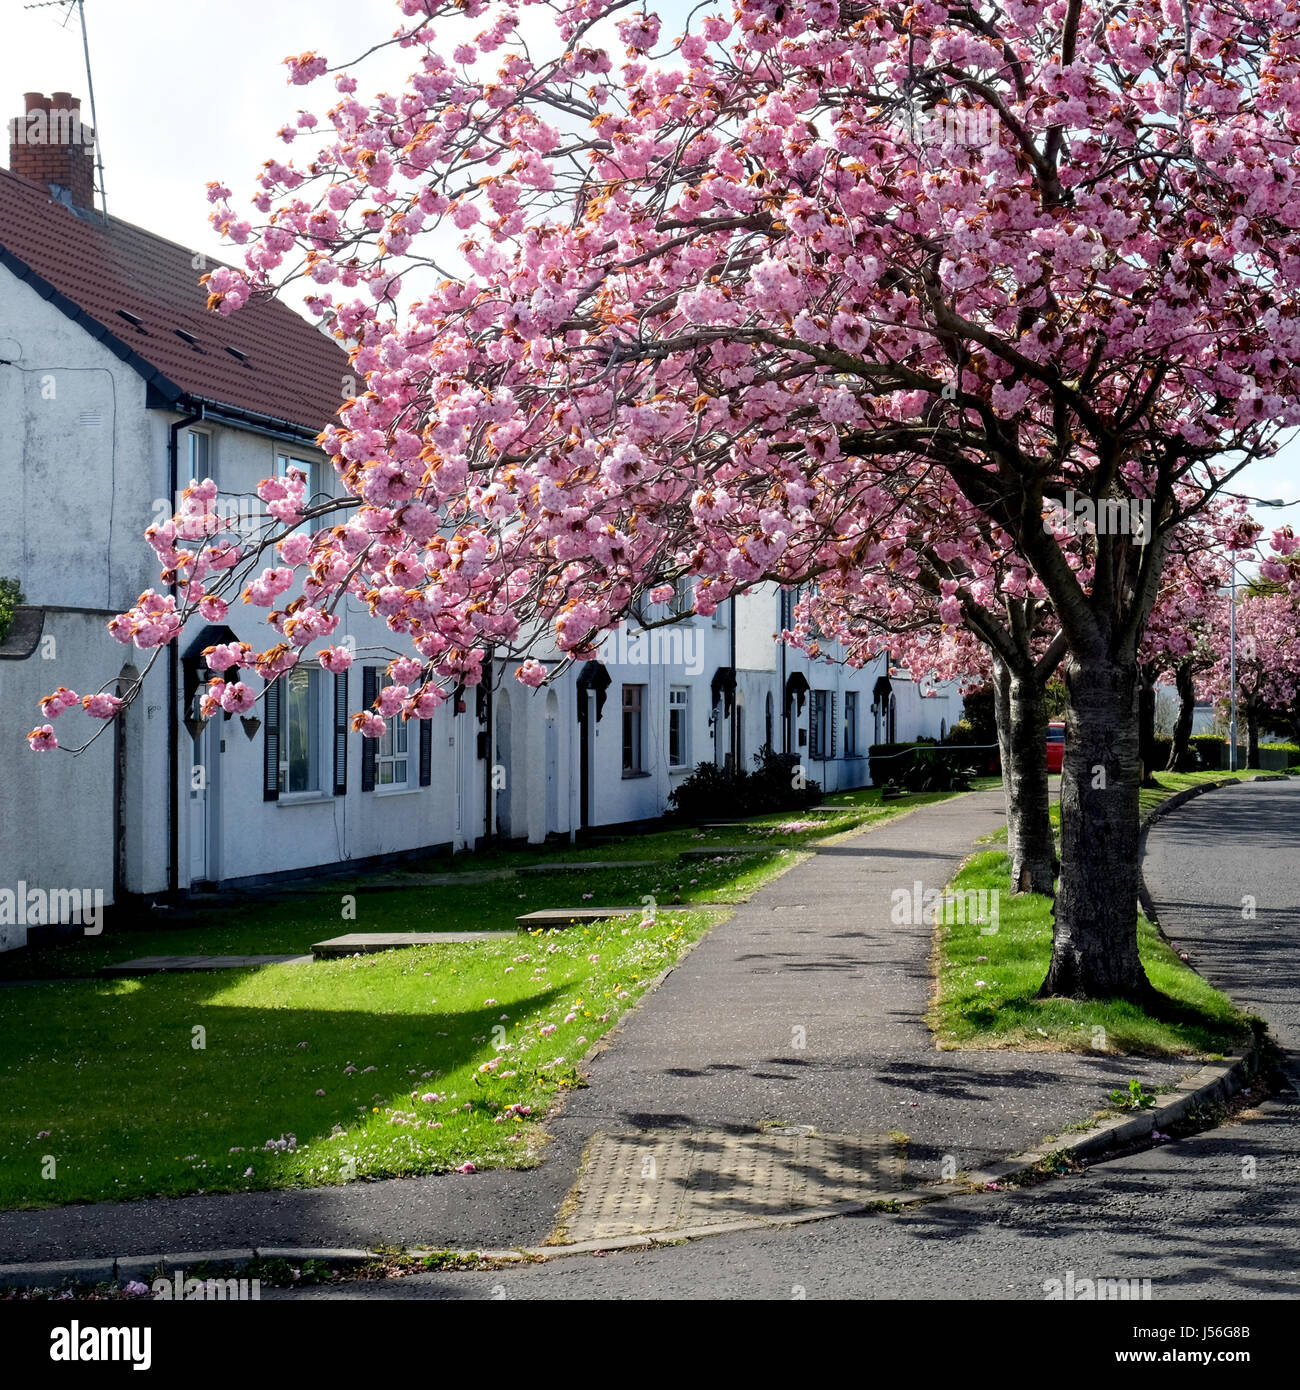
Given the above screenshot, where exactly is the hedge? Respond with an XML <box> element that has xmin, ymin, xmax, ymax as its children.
<box><xmin>868</xmin><ymin>740</ymin><xmax>997</xmax><ymax>785</ymax></box>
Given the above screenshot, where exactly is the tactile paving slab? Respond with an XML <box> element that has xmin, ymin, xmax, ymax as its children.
<box><xmin>559</xmin><ymin>1129</ymin><xmax>905</xmax><ymax>1242</ymax></box>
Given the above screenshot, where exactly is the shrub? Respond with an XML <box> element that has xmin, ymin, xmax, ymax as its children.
<box><xmin>958</xmin><ymin>683</ymin><xmax>998</xmax><ymax>745</ymax></box>
<box><xmin>942</xmin><ymin>718</ymin><xmax>1001</xmax><ymax>773</ymax></box>
<box><xmin>869</xmin><ymin>741</ymin><xmax>980</xmax><ymax>788</ymax></box>
<box><xmin>667</xmin><ymin>746</ymin><xmax>823</xmax><ymax>821</ymax></box>
<box><xmin>902</xmin><ymin>745</ymin><xmax>972</xmax><ymax>793</ymax></box>
<box><xmin>1146</xmin><ymin>734</ymin><xmax>1172</xmax><ymax>771</ymax></box>
<box><xmin>1189</xmin><ymin>733</ymin><xmax>1227</xmax><ymax>770</ymax></box>
<box><xmin>0</xmin><ymin>576</ymin><xmax>24</xmax><ymax>644</ymax></box>
<box><xmin>867</xmin><ymin>742</ymin><xmax>920</xmax><ymax>785</ymax></box>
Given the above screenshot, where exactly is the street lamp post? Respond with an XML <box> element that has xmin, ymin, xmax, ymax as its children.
<box><xmin>1228</xmin><ymin>563</ymin><xmax>1238</xmax><ymax>772</ymax></box>
<box><xmin>1221</xmin><ymin>494</ymin><xmax>1289</xmax><ymax>774</ymax></box>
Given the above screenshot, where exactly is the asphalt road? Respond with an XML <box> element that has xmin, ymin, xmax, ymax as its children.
<box><xmin>268</xmin><ymin>778</ymin><xmax>1300</xmax><ymax>1301</ymax></box>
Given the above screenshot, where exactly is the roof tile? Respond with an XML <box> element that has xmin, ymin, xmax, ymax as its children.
<box><xmin>0</xmin><ymin>166</ymin><xmax>347</xmax><ymax>437</ymax></box>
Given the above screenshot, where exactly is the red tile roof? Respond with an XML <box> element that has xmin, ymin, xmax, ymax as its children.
<box><xmin>0</xmin><ymin>166</ymin><xmax>347</xmax><ymax>439</ymax></box>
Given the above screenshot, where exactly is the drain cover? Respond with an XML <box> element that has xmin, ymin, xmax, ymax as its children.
<box><xmin>558</xmin><ymin>1129</ymin><xmax>905</xmax><ymax>1243</ymax></box>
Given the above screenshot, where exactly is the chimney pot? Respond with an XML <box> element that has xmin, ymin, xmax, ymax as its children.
<box><xmin>9</xmin><ymin>91</ymin><xmax>95</xmax><ymax>211</ymax></box>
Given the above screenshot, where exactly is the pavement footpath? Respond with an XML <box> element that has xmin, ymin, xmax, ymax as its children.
<box><xmin>0</xmin><ymin>787</ymin><xmax>1198</xmax><ymax>1269</ymax></box>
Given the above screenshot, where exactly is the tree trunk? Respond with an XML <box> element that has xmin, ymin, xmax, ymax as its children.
<box><xmin>1246</xmin><ymin>698</ymin><xmax>1260</xmax><ymax>770</ymax></box>
<box><xmin>1041</xmin><ymin>654</ymin><xmax>1149</xmax><ymax>1000</ymax></box>
<box><xmin>1137</xmin><ymin>664</ymin><xmax>1158</xmax><ymax>786</ymax></box>
<box><xmin>1166</xmin><ymin>660</ymin><xmax>1195</xmax><ymax>772</ymax></box>
<box><xmin>993</xmin><ymin>657</ymin><xmax>1057</xmax><ymax>895</ymax></box>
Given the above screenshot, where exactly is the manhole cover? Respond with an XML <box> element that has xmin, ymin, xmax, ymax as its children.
<box><xmin>557</xmin><ymin>1129</ymin><xmax>905</xmax><ymax>1243</ymax></box>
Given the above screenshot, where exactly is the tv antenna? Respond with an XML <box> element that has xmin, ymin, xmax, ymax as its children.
<box><xmin>22</xmin><ymin>0</ymin><xmax>108</xmax><ymax>219</ymax></box>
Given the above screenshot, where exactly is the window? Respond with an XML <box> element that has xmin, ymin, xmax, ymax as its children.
<box><xmin>622</xmin><ymin>684</ymin><xmax>645</xmax><ymax>775</ymax></box>
<box><xmin>844</xmin><ymin>692</ymin><xmax>859</xmax><ymax>757</ymax></box>
<box><xmin>810</xmin><ymin>690</ymin><xmax>828</xmax><ymax>759</ymax></box>
<box><xmin>276</xmin><ymin>454</ymin><xmax>321</xmax><ymax>535</ymax></box>
<box><xmin>669</xmin><ymin>686</ymin><xmax>690</xmax><ymax>768</ymax></box>
<box><xmin>280</xmin><ymin>665</ymin><xmax>322</xmax><ymax>794</ymax></box>
<box><xmin>377</xmin><ymin>674</ymin><xmax>409</xmax><ymax>786</ymax></box>
<box><xmin>779</xmin><ymin>588</ymin><xmax>796</xmax><ymax>631</ymax></box>
<box><xmin>806</xmin><ymin>588</ymin><xmax>824</xmax><ymax>642</ymax></box>
<box><xmin>276</xmin><ymin>452</ymin><xmax>319</xmax><ymax>502</ymax></box>
<box><xmin>713</xmin><ymin>597</ymin><xmax>729</xmax><ymax>628</ymax></box>
<box><xmin>186</xmin><ymin>429</ymin><xmax>211</xmax><ymax>483</ymax></box>
<box><xmin>669</xmin><ymin>575</ymin><xmax>693</xmax><ymax>618</ymax></box>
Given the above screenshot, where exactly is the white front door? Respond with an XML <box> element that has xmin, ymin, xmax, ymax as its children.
<box><xmin>545</xmin><ymin>716</ymin><xmax>559</xmax><ymax>834</ymax></box>
<box><xmin>188</xmin><ymin>713</ymin><xmax>214</xmax><ymax>884</ymax></box>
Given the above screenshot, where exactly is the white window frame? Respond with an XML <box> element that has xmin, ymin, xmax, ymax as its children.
<box><xmin>779</xmin><ymin>587</ymin><xmax>796</xmax><ymax>631</ymax></box>
<box><xmin>810</xmin><ymin>689</ymin><xmax>829</xmax><ymax>759</ymax></box>
<box><xmin>279</xmin><ymin>664</ymin><xmax>325</xmax><ymax>797</ymax></box>
<box><xmin>668</xmin><ymin>575</ymin><xmax>694</xmax><ymax>621</ymax></box>
<box><xmin>185</xmin><ymin>428</ymin><xmax>213</xmax><ymax>484</ymax></box>
<box><xmin>376</xmin><ymin>673</ymin><xmax>410</xmax><ymax>789</ymax></box>
<box><xmin>276</xmin><ymin>451</ymin><xmax>320</xmax><ymax>502</ymax></box>
<box><xmin>622</xmin><ymin>683</ymin><xmax>646</xmax><ymax>777</ymax></box>
<box><xmin>669</xmin><ymin>686</ymin><xmax>690</xmax><ymax>769</ymax></box>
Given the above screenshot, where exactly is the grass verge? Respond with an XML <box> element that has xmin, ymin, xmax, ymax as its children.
<box><xmin>928</xmin><ymin>849</ymin><xmax>1253</xmax><ymax>1057</ymax></box>
<box><xmin>1136</xmin><ymin>768</ymin><xmax>1279</xmax><ymax>819</ymax></box>
<box><xmin>982</xmin><ymin>768</ymin><xmax>1277</xmax><ymax>845</ymax></box>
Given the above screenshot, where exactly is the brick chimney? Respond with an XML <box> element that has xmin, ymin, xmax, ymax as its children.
<box><xmin>8</xmin><ymin>92</ymin><xmax>96</xmax><ymax>210</ymax></box>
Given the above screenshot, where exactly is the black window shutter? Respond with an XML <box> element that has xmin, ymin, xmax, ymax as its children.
<box><xmin>333</xmin><ymin>669</ymin><xmax>349</xmax><ymax>795</ymax></box>
<box><xmin>262</xmin><ymin>678</ymin><xmax>281</xmax><ymax>802</ymax></box>
<box><xmin>361</xmin><ymin>666</ymin><xmax>377</xmax><ymax>792</ymax></box>
<box><xmin>419</xmin><ymin>712</ymin><xmax>432</xmax><ymax>786</ymax></box>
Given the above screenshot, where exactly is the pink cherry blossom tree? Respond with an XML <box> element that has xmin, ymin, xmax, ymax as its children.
<box><xmin>36</xmin><ymin>1</ymin><xmax>1300</xmax><ymax>1001</ymax></box>
<box><xmin>1205</xmin><ymin>574</ymin><xmax>1300</xmax><ymax>766</ymax></box>
<box><xmin>797</xmin><ymin>493</ymin><xmax>1065</xmax><ymax>894</ymax></box>
<box><xmin>1136</xmin><ymin>505</ymin><xmax>1245</xmax><ymax>776</ymax></box>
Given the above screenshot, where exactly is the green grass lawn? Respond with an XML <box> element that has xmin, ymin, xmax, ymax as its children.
<box><xmin>0</xmin><ymin>789</ymin><xmax>957</xmax><ymax>983</ymax></box>
<box><xmin>929</xmin><ymin>849</ymin><xmax>1254</xmax><ymax>1057</ymax></box>
<box><xmin>0</xmin><ymin>785</ymin><xmax>955</xmax><ymax>1210</ymax></box>
<box><xmin>0</xmin><ymin>913</ymin><xmax>714</xmax><ymax>1208</ymax></box>
<box><xmin>1137</xmin><ymin>768</ymin><xmax>1277</xmax><ymax>819</ymax></box>
<box><xmin>983</xmin><ymin>768</ymin><xmax>1277</xmax><ymax>845</ymax></box>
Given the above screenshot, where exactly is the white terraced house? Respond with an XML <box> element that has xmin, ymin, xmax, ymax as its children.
<box><xmin>0</xmin><ymin>94</ymin><xmax>959</xmax><ymax>952</ymax></box>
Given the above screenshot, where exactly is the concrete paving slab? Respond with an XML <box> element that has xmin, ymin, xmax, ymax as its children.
<box><xmin>98</xmin><ymin>955</ymin><xmax>311</xmax><ymax>977</ymax></box>
<box><xmin>516</xmin><ymin>905</ymin><xmax>730</xmax><ymax>930</ymax></box>
<box><xmin>679</xmin><ymin>847</ymin><xmax>777</xmax><ymax>859</ymax></box>
<box><xmin>517</xmin><ymin>861</ymin><xmax>656</xmax><ymax>875</ymax></box>
<box><xmin>311</xmin><ymin>932</ymin><xmax>497</xmax><ymax>957</ymax></box>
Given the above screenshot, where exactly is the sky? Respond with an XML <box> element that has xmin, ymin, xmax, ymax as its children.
<box><xmin>3</xmin><ymin>0</ymin><xmax>1298</xmax><ymax>541</ymax></box>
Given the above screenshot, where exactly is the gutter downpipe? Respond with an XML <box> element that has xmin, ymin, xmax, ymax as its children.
<box><xmin>167</xmin><ymin>406</ymin><xmax>204</xmax><ymax>900</ymax></box>
<box><xmin>484</xmin><ymin>649</ymin><xmax>494</xmax><ymax>848</ymax></box>
<box><xmin>730</xmin><ymin>606</ymin><xmax>738</xmax><ymax>769</ymax></box>
<box><xmin>781</xmin><ymin>593</ymin><xmax>788</xmax><ymax>754</ymax></box>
